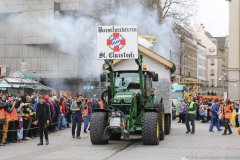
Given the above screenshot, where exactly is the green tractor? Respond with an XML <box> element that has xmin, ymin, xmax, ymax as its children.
<box><xmin>90</xmin><ymin>55</ymin><xmax>167</xmax><ymax>145</ymax></box>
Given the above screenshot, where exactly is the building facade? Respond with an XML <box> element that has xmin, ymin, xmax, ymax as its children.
<box><xmin>197</xmin><ymin>42</ymin><xmax>207</xmax><ymax>95</ymax></box>
<box><xmin>0</xmin><ymin>0</ymin><xmax>100</xmax><ymax>92</ymax></box>
<box><xmin>213</xmin><ymin>36</ymin><xmax>229</xmax><ymax>96</ymax></box>
<box><xmin>228</xmin><ymin>0</ymin><xmax>240</xmax><ymax>100</ymax></box>
<box><xmin>192</xmin><ymin>25</ymin><xmax>228</xmax><ymax>96</ymax></box>
<box><xmin>179</xmin><ymin>29</ymin><xmax>198</xmax><ymax>83</ymax></box>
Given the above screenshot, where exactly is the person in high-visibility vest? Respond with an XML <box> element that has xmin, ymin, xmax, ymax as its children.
<box><xmin>185</xmin><ymin>97</ymin><xmax>197</xmax><ymax>134</ymax></box>
<box><xmin>0</xmin><ymin>101</ymin><xmax>6</xmax><ymax>146</ymax></box>
<box><xmin>222</xmin><ymin>99</ymin><xmax>233</xmax><ymax>135</ymax></box>
<box><xmin>83</xmin><ymin>99</ymin><xmax>92</xmax><ymax>133</ymax></box>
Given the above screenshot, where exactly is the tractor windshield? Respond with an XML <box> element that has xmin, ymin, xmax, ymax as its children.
<box><xmin>115</xmin><ymin>72</ymin><xmax>140</xmax><ymax>91</ymax></box>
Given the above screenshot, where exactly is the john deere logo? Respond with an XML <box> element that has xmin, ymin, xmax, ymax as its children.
<box><xmin>107</xmin><ymin>32</ymin><xmax>126</xmax><ymax>52</ymax></box>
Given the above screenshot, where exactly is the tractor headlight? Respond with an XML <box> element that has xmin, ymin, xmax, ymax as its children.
<box><xmin>113</xmin><ymin>99</ymin><xmax>121</xmax><ymax>103</ymax></box>
<box><xmin>124</xmin><ymin>99</ymin><xmax>132</xmax><ymax>104</ymax></box>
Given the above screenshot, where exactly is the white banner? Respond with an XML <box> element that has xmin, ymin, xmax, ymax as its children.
<box><xmin>97</xmin><ymin>25</ymin><xmax>138</xmax><ymax>59</ymax></box>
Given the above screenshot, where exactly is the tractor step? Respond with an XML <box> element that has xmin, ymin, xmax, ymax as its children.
<box><xmin>123</xmin><ymin>129</ymin><xmax>130</xmax><ymax>139</ymax></box>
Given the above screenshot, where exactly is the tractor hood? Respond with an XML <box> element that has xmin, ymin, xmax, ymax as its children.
<box><xmin>114</xmin><ymin>91</ymin><xmax>135</xmax><ymax>99</ymax></box>
<box><xmin>113</xmin><ymin>91</ymin><xmax>135</xmax><ymax>104</ymax></box>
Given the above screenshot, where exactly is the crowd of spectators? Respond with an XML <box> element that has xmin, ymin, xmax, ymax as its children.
<box><xmin>176</xmin><ymin>98</ymin><xmax>240</xmax><ymax>133</ymax></box>
<box><xmin>0</xmin><ymin>93</ymin><xmax>103</xmax><ymax>146</ymax></box>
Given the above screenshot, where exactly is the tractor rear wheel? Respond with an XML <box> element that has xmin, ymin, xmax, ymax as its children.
<box><xmin>159</xmin><ymin>103</ymin><xmax>165</xmax><ymax>140</ymax></box>
<box><xmin>165</xmin><ymin>114</ymin><xmax>171</xmax><ymax>135</ymax></box>
<box><xmin>90</xmin><ymin>112</ymin><xmax>109</xmax><ymax>144</ymax></box>
<box><xmin>110</xmin><ymin>133</ymin><xmax>122</xmax><ymax>140</ymax></box>
<box><xmin>142</xmin><ymin>112</ymin><xmax>160</xmax><ymax>145</ymax></box>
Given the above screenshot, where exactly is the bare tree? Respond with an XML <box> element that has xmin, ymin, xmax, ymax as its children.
<box><xmin>144</xmin><ymin>0</ymin><xmax>196</xmax><ymax>27</ymax></box>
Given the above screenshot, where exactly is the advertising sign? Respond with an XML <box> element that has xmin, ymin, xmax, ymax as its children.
<box><xmin>97</xmin><ymin>25</ymin><xmax>138</xmax><ymax>59</ymax></box>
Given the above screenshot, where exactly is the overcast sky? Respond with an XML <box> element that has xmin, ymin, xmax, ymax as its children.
<box><xmin>196</xmin><ymin>0</ymin><xmax>229</xmax><ymax>37</ymax></box>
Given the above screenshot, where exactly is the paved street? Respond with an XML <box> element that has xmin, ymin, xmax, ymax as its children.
<box><xmin>0</xmin><ymin>120</ymin><xmax>239</xmax><ymax>160</ymax></box>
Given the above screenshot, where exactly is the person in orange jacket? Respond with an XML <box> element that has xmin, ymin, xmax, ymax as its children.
<box><xmin>0</xmin><ymin>101</ymin><xmax>6</xmax><ymax>146</ymax></box>
<box><xmin>222</xmin><ymin>99</ymin><xmax>233</xmax><ymax>135</ymax></box>
<box><xmin>7</xmin><ymin>97</ymin><xmax>18</xmax><ymax>143</ymax></box>
<box><xmin>99</xmin><ymin>99</ymin><xmax>105</xmax><ymax>109</ymax></box>
<box><xmin>83</xmin><ymin>99</ymin><xmax>92</xmax><ymax>133</ymax></box>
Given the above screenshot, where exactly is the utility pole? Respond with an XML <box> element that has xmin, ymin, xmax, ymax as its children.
<box><xmin>220</xmin><ymin>73</ymin><xmax>226</xmax><ymax>96</ymax></box>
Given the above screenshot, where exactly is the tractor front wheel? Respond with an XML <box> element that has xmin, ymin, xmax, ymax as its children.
<box><xmin>90</xmin><ymin>112</ymin><xmax>109</xmax><ymax>144</ymax></box>
<box><xmin>142</xmin><ymin>112</ymin><xmax>160</xmax><ymax>145</ymax></box>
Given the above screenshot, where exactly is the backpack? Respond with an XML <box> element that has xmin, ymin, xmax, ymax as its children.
<box><xmin>53</xmin><ymin>102</ymin><xmax>61</xmax><ymax>116</ymax></box>
<box><xmin>93</xmin><ymin>101</ymin><xmax>100</xmax><ymax>109</ymax></box>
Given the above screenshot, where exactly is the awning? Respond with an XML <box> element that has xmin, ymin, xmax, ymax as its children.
<box><xmin>179</xmin><ymin>82</ymin><xmax>202</xmax><ymax>87</ymax></box>
<box><xmin>0</xmin><ymin>77</ymin><xmax>55</xmax><ymax>92</ymax></box>
<box><xmin>9</xmin><ymin>70</ymin><xmax>41</xmax><ymax>81</ymax></box>
<box><xmin>172</xmin><ymin>84</ymin><xmax>185</xmax><ymax>91</ymax></box>
<box><xmin>0</xmin><ymin>83</ymin><xmax>11</xmax><ymax>88</ymax></box>
<box><xmin>33</xmin><ymin>85</ymin><xmax>55</xmax><ymax>91</ymax></box>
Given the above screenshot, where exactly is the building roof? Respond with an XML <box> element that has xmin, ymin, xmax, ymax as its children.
<box><xmin>0</xmin><ymin>77</ymin><xmax>55</xmax><ymax>91</ymax></box>
<box><xmin>205</xmin><ymin>31</ymin><xmax>213</xmax><ymax>39</ymax></box>
<box><xmin>175</xmin><ymin>24</ymin><xmax>193</xmax><ymax>39</ymax></box>
<box><xmin>113</xmin><ymin>44</ymin><xmax>174</xmax><ymax>69</ymax></box>
<box><xmin>213</xmin><ymin>37</ymin><xmax>226</xmax><ymax>51</ymax></box>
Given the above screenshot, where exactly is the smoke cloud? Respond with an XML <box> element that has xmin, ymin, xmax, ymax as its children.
<box><xmin>100</xmin><ymin>2</ymin><xmax>179</xmax><ymax>58</ymax></box>
<box><xmin>50</xmin><ymin>1</ymin><xmax>179</xmax><ymax>73</ymax></box>
<box><xmin>0</xmin><ymin>1</ymin><xmax>180</xmax><ymax>92</ymax></box>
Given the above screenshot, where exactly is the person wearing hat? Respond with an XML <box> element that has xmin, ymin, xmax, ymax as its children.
<box><xmin>185</xmin><ymin>97</ymin><xmax>197</xmax><ymax>134</ymax></box>
<box><xmin>36</xmin><ymin>95</ymin><xmax>51</xmax><ymax>145</ymax></box>
<box><xmin>17</xmin><ymin>96</ymin><xmax>34</xmax><ymax>140</ymax></box>
<box><xmin>0</xmin><ymin>101</ymin><xmax>6</xmax><ymax>146</ymax></box>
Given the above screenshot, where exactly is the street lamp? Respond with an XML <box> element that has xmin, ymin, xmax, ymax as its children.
<box><xmin>219</xmin><ymin>73</ymin><xmax>226</xmax><ymax>96</ymax></box>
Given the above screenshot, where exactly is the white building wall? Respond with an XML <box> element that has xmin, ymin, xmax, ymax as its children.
<box><xmin>114</xmin><ymin>55</ymin><xmax>171</xmax><ymax>80</ymax></box>
<box><xmin>192</xmin><ymin>25</ymin><xmax>218</xmax><ymax>87</ymax></box>
<box><xmin>228</xmin><ymin>0</ymin><xmax>240</xmax><ymax>100</ymax></box>
<box><xmin>197</xmin><ymin>45</ymin><xmax>206</xmax><ymax>82</ymax></box>
<box><xmin>207</xmin><ymin>58</ymin><xmax>218</xmax><ymax>87</ymax></box>
<box><xmin>0</xmin><ymin>44</ymin><xmax>79</xmax><ymax>78</ymax></box>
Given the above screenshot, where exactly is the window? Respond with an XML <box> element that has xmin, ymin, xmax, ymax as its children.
<box><xmin>210</xmin><ymin>79</ymin><xmax>214</xmax><ymax>87</ymax></box>
<box><xmin>145</xmin><ymin>76</ymin><xmax>152</xmax><ymax>96</ymax></box>
<box><xmin>184</xmin><ymin>68</ymin><xmax>188</xmax><ymax>76</ymax></box>
<box><xmin>210</xmin><ymin>69</ymin><xmax>214</xmax><ymax>76</ymax></box>
<box><xmin>198</xmin><ymin>59</ymin><xmax>204</xmax><ymax>66</ymax></box>
<box><xmin>210</xmin><ymin>59</ymin><xmax>215</xmax><ymax>65</ymax></box>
